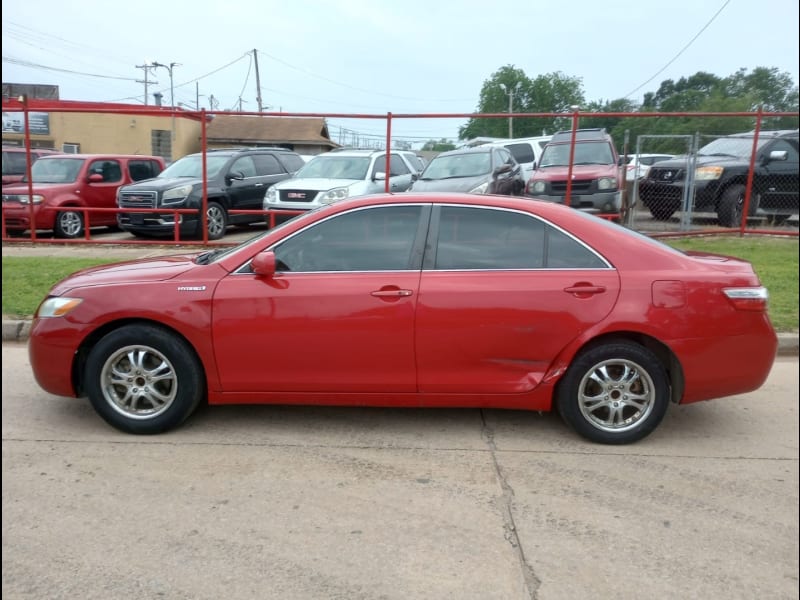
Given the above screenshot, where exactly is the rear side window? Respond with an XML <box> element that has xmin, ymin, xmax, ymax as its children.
<box><xmin>253</xmin><ymin>154</ymin><xmax>286</xmax><ymax>176</ymax></box>
<box><xmin>431</xmin><ymin>206</ymin><xmax>607</xmax><ymax>270</ymax></box>
<box><xmin>128</xmin><ymin>159</ymin><xmax>162</xmax><ymax>181</ymax></box>
<box><xmin>505</xmin><ymin>143</ymin><xmax>535</xmax><ymax>164</ymax></box>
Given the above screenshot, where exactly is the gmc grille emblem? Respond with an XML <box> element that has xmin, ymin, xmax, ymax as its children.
<box><xmin>287</xmin><ymin>192</ymin><xmax>305</xmax><ymax>199</ymax></box>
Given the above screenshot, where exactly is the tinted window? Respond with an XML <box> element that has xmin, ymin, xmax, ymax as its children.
<box><xmin>88</xmin><ymin>160</ymin><xmax>122</xmax><ymax>183</ymax></box>
<box><xmin>273</xmin><ymin>206</ymin><xmax>423</xmax><ymax>272</ymax></box>
<box><xmin>432</xmin><ymin>206</ymin><xmax>607</xmax><ymax>270</ymax></box>
<box><xmin>128</xmin><ymin>159</ymin><xmax>162</xmax><ymax>181</ymax></box>
<box><xmin>231</xmin><ymin>156</ymin><xmax>258</xmax><ymax>178</ymax></box>
<box><xmin>253</xmin><ymin>154</ymin><xmax>285</xmax><ymax>176</ymax></box>
<box><xmin>505</xmin><ymin>143</ymin><xmax>535</xmax><ymax>164</ymax></box>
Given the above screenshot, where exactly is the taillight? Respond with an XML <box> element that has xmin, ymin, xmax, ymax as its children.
<box><xmin>723</xmin><ymin>287</ymin><xmax>769</xmax><ymax>312</ymax></box>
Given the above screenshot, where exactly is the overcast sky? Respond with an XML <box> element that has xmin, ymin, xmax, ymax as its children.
<box><xmin>2</xmin><ymin>0</ymin><xmax>798</xmax><ymax>147</ymax></box>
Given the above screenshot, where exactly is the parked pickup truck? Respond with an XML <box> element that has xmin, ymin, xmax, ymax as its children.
<box><xmin>2</xmin><ymin>154</ymin><xmax>165</xmax><ymax>238</ymax></box>
<box><xmin>639</xmin><ymin>129</ymin><xmax>799</xmax><ymax>226</ymax></box>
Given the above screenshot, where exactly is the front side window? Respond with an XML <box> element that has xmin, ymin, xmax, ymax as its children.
<box><xmin>431</xmin><ymin>206</ymin><xmax>607</xmax><ymax>270</ymax></box>
<box><xmin>273</xmin><ymin>205</ymin><xmax>423</xmax><ymax>272</ymax></box>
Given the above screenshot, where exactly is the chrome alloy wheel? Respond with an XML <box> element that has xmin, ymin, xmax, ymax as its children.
<box><xmin>99</xmin><ymin>344</ymin><xmax>178</xmax><ymax>420</ymax></box>
<box><xmin>577</xmin><ymin>358</ymin><xmax>656</xmax><ymax>433</ymax></box>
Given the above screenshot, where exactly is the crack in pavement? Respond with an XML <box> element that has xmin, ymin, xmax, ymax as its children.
<box><xmin>479</xmin><ymin>409</ymin><xmax>541</xmax><ymax>600</ymax></box>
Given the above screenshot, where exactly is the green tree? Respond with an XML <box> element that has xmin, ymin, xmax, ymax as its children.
<box><xmin>422</xmin><ymin>139</ymin><xmax>456</xmax><ymax>152</ymax></box>
<box><xmin>457</xmin><ymin>66</ymin><xmax>584</xmax><ymax>140</ymax></box>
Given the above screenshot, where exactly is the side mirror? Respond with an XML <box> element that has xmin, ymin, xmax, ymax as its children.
<box><xmin>767</xmin><ymin>150</ymin><xmax>788</xmax><ymax>163</ymax></box>
<box><xmin>251</xmin><ymin>251</ymin><xmax>277</xmax><ymax>278</ymax></box>
<box><xmin>373</xmin><ymin>171</ymin><xmax>387</xmax><ymax>181</ymax></box>
<box><xmin>227</xmin><ymin>171</ymin><xmax>245</xmax><ymax>182</ymax></box>
<box><xmin>493</xmin><ymin>164</ymin><xmax>512</xmax><ymax>177</ymax></box>
<box><xmin>88</xmin><ymin>173</ymin><xmax>103</xmax><ymax>183</ymax></box>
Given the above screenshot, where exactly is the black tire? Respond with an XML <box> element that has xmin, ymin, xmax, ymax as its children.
<box><xmin>205</xmin><ymin>201</ymin><xmax>228</xmax><ymax>240</ymax></box>
<box><xmin>717</xmin><ymin>184</ymin><xmax>755</xmax><ymax>228</ymax></box>
<box><xmin>556</xmin><ymin>342</ymin><xmax>670</xmax><ymax>444</ymax></box>
<box><xmin>84</xmin><ymin>324</ymin><xmax>205</xmax><ymax>434</ymax></box>
<box><xmin>54</xmin><ymin>210</ymin><xmax>84</xmax><ymax>239</ymax></box>
<box><xmin>648</xmin><ymin>205</ymin><xmax>676</xmax><ymax>221</ymax></box>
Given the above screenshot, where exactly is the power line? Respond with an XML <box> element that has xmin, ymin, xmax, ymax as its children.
<box><xmin>2</xmin><ymin>56</ymin><xmax>138</xmax><ymax>81</ymax></box>
<box><xmin>623</xmin><ymin>0</ymin><xmax>731</xmax><ymax>99</ymax></box>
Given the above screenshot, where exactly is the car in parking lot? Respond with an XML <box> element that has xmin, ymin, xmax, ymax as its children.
<box><xmin>2</xmin><ymin>154</ymin><xmax>165</xmax><ymax>238</ymax></box>
<box><xmin>525</xmin><ymin>128</ymin><xmax>622</xmax><ymax>214</ymax></box>
<box><xmin>623</xmin><ymin>153</ymin><xmax>674</xmax><ymax>181</ymax></box>
<box><xmin>2</xmin><ymin>146</ymin><xmax>62</xmax><ymax>185</ymax></box>
<box><xmin>117</xmin><ymin>147</ymin><xmax>305</xmax><ymax>240</ymax></box>
<box><xmin>488</xmin><ymin>135</ymin><xmax>552</xmax><ymax>182</ymax></box>
<box><xmin>408</xmin><ymin>145</ymin><xmax>525</xmax><ymax>195</ymax></box>
<box><xmin>263</xmin><ymin>148</ymin><xmax>418</xmax><ymax>220</ymax></box>
<box><xmin>639</xmin><ymin>129</ymin><xmax>799</xmax><ymax>226</ymax></box>
<box><xmin>28</xmin><ymin>192</ymin><xmax>777</xmax><ymax>444</ymax></box>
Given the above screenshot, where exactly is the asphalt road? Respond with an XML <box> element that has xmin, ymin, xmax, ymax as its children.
<box><xmin>3</xmin><ymin>342</ymin><xmax>798</xmax><ymax>600</ymax></box>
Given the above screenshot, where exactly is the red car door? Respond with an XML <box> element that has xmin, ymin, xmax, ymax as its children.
<box><xmin>212</xmin><ymin>205</ymin><xmax>427</xmax><ymax>394</ymax></box>
<box><xmin>415</xmin><ymin>205</ymin><xmax>620</xmax><ymax>395</ymax></box>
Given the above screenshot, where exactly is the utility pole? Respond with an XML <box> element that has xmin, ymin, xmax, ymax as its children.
<box><xmin>152</xmin><ymin>61</ymin><xmax>180</xmax><ymax>139</ymax></box>
<box><xmin>135</xmin><ymin>63</ymin><xmax>157</xmax><ymax>105</ymax></box>
<box><xmin>499</xmin><ymin>82</ymin><xmax>521</xmax><ymax>138</ymax></box>
<box><xmin>252</xmin><ymin>49</ymin><xmax>263</xmax><ymax>112</ymax></box>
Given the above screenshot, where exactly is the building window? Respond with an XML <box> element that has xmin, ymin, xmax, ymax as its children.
<box><xmin>62</xmin><ymin>143</ymin><xmax>80</xmax><ymax>154</ymax></box>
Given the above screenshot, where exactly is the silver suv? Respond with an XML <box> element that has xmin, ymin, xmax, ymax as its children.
<box><xmin>263</xmin><ymin>148</ymin><xmax>418</xmax><ymax>220</ymax></box>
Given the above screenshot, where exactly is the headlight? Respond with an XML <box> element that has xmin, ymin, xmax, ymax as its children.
<box><xmin>469</xmin><ymin>181</ymin><xmax>489</xmax><ymax>194</ymax></box>
<box><xmin>162</xmin><ymin>184</ymin><xmax>194</xmax><ymax>205</ymax></box>
<box><xmin>264</xmin><ymin>187</ymin><xmax>278</xmax><ymax>205</ymax></box>
<box><xmin>36</xmin><ymin>297</ymin><xmax>82</xmax><ymax>318</ymax></box>
<box><xmin>2</xmin><ymin>194</ymin><xmax>45</xmax><ymax>204</ymax></box>
<box><xmin>319</xmin><ymin>187</ymin><xmax>349</xmax><ymax>204</ymax></box>
<box><xmin>597</xmin><ymin>177</ymin><xmax>617</xmax><ymax>190</ymax></box>
<box><xmin>531</xmin><ymin>181</ymin><xmax>546</xmax><ymax>194</ymax></box>
<box><xmin>695</xmin><ymin>166</ymin><xmax>724</xmax><ymax>181</ymax></box>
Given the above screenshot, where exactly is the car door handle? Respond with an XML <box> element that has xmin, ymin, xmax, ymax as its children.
<box><xmin>563</xmin><ymin>284</ymin><xmax>606</xmax><ymax>295</ymax></box>
<box><xmin>371</xmin><ymin>289</ymin><xmax>413</xmax><ymax>297</ymax></box>
<box><xmin>254</xmin><ymin>183</ymin><xmax>265</xmax><ymax>187</ymax></box>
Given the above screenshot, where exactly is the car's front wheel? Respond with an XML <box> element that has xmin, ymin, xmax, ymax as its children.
<box><xmin>556</xmin><ymin>342</ymin><xmax>670</xmax><ymax>444</ymax></box>
<box><xmin>205</xmin><ymin>201</ymin><xmax>228</xmax><ymax>240</ymax></box>
<box><xmin>54</xmin><ymin>209</ymin><xmax>84</xmax><ymax>238</ymax></box>
<box><xmin>84</xmin><ymin>324</ymin><xmax>205</xmax><ymax>434</ymax></box>
<box><xmin>717</xmin><ymin>184</ymin><xmax>756</xmax><ymax>228</ymax></box>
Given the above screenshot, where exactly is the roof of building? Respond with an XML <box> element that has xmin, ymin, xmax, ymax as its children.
<box><xmin>205</xmin><ymin>114</ymin><xmax>339</xmax><ymax>149</ymax></box>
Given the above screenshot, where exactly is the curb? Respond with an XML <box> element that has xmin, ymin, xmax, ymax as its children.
<box><xmin>3</xmin><ymin>318</ymin><xmax>797</xmax><ymax>356</ymax></box>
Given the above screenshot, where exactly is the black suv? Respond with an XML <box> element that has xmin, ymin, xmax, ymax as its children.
<box><xmin>117</xmin><ymin>147</ymin><xmax>305</xmax><ymax>239</ymax></box>
<box><xmin>639</xmin><ymin>129</ymin><xmax>799</xmax><ymax>226</ymax></box>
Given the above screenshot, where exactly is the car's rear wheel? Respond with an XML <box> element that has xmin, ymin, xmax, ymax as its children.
<box><xmin>556</xmin><ymin>342</ymin><xmax>669</xmax><ymax>444</ymax></box>
<box><xmin>84</xmin><ymin>324</ymin><xmax>205</xmax><ymax>434</ymax></box>
<box><xmin>205</xmin><ymin>201</ymin><xmax>228</xmax><ymax>240</ymax></box>
<box><xmin>54</xmin><ymin>210</ymin><xmax>84</xmax><ymax>238</ymax></box>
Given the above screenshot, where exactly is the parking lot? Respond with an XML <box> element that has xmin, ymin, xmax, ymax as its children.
<box><xmin>3</xmin><ymin>341</ymin><xmax>797</xmax><ymax>600</ymax></box>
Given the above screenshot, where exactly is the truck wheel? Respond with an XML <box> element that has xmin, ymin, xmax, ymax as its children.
<box><xmin>717</xmin><ymin>184</ymin><xmax>754</xmax><ymax>227</ymax></box>
<box><xmin>54</xmin><ymin>210</ymin><xmax>84</xmax><ymax>238</ymax></box>
<box><xmin>205</xmin><ymin>201</ymin><xmax>228</xmax><ymax>240</ymax></box>
<box><xmin>648</xmin><ymin>206</ymin><xmax>676</xmax><ymax>221</ymax></box>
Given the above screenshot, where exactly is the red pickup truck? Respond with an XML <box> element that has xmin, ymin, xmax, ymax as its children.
<box><xmin>2</xmin><ymin>153</ymin><xmax>165</xmax><ymax>238</ymax></box>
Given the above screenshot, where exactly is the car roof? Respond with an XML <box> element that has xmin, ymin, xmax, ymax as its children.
<box><xmin>35</xmin><ymin>153</ymin><xmax>163</xmax><ymax>160</ymax></box>
<box><xmin>433</xmin><ymin>147</ymin><xmax>494</xmax><ymax>158</ymax></box>
<box><xmin>728</xmin><ymin>129</ymin><xmax>799</xmax><ymax>139</ymax></box>
<box><xmin>550</xmin><ymin>128</ymin><xmax>611</xmax><ymax>142</ymax></box>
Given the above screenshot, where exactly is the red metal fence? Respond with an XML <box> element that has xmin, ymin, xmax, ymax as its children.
<box><xmin>2</xmin><ymin>101</ymin><xmax>798</xmax><ymax>246</ymax></box>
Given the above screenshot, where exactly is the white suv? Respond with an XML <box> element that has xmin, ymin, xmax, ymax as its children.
<box><xmin>263</xmin><ymin>149</ymin><xmax>418</xmax><ymax>220</ymax></box>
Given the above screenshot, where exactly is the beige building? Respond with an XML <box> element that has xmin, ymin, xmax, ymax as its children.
<box><xmin>2</xmin><ymin>98</ymin><xmax>338</xmax><ymax>162</ymax></box>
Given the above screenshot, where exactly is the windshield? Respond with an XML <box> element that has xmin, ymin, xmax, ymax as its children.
<box><xmin>28</xmin><ymin>157</ymin><xmax>83</xmax><ymax>183</ymax></box>
<box><xmin>539</xmin><ymin>142</ymin><xmax>614</xmax><ymax>167</ymax></box>
<box><xmin>697</xmin><ymin>136</ymin><xmax>769</xmax><ymax>158</ymax></box>
<box><xmin>159</xmin><ymin>154</ymin><xmax>230</xmax><ymax>179</ymax></box>
<box><xmin>422</xmin><ymin>152</ymin><xmax>491</xmax><ymax>179</ymax></box>
<box><xmin>295</xmin><ymin>156</ymin><xmax>371</xmax><ymax>180</ymax></box>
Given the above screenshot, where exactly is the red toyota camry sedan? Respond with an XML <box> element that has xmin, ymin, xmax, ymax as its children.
<box><xmin>28</xmin><ymin>193</ymin><xmax>778</xmax><ymax>444</ymax></box>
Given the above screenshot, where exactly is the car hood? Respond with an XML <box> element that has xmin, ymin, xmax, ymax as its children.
<box><xmin>651</xmin><ymin>154</ymin><xmax>747</xmax><ymax>169</ymax></box>
<box><xmin>121</xmin><ymin>176</ymin><xmax>202</xmax><ymax>192</ymax></box>
<box><xmin>272</xmin><ymin>178</ymin><xmax>368</xmax><ymax>191</ymax></box>
<box><xmin>531</xmin><ymin>164</ymin><xmax>618</xmax><ymax>181</ymax></box>
<box><xmin>49</xmin><ymin>254</ymin><xmax>201</xmax><ymax>295</ymax></box>
<box><xmin>411</xmin><ymin>175</ymin><xmax>489</xmax><ymax>193</ymax></box>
